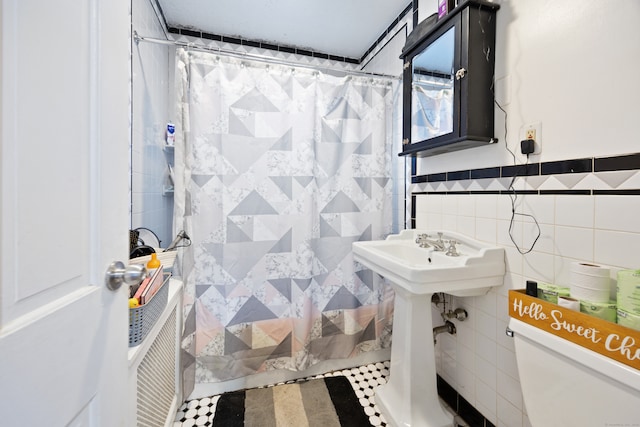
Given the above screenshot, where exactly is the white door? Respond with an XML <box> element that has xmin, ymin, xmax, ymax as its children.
<box><xmin>0</xmin><ymin>0</ymin><xmax>131</xmax><ymax>426</ymax></box>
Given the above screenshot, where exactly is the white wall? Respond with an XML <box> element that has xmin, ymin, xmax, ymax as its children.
<box><xmin>408</xmin><ymin>1</ymin><xmax>640</xmax><ymax>426</ymax></box>
<box><xmin>417</xmin><ymin>0</ymin><xmax>640</xmax><ymax>174</ymax></box>
<box><xmin>361</xmin><ymin>11</ymin><xmax>413</xmax><ymax>234</ymax></box>
<box><xmin>131</xmin><ymin>0</ymin><xmax>173</xmax><ymax>247</ymax></box>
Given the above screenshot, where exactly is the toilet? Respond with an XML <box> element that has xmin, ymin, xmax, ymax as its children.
<box><xmin>509</xmin><ymin>318</ymin><xmax>640</xmax><ymax>426</ymax></box>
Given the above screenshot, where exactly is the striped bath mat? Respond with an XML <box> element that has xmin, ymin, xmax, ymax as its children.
<box><xmin>213</xmin><ymin>375</ymin><xmax>371</xmax><ymax>426</ymax></box>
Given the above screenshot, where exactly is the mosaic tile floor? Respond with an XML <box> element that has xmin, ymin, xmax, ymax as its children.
<box><xmin>174</xmin><ymin>361</ymin><xmax>391</xmax><ymax>427</ymax></box>
<box><xmin>174</xmin><ymin>361</ymin><xmax>463</xmax><ymax>427</ymax></box>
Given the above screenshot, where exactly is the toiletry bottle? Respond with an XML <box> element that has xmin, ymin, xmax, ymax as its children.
<box><xmin>166</xmin><ymin>123</ymin><xmax>175</xmax><ymax>146</ymax></box>
<box><xmin>526</xmin><ymin>280</ymin><xmax>538</xmax><ymax>298</ymax></box>
<box><xmin>146</xmin><ymin>252</ymin><xmax>161</xmax><ymax>276</ymax></box>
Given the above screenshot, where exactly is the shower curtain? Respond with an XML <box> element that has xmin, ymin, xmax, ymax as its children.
<box><xmin>174</xmin><ymin>49</ymin><xmax>397</xmax><ymax>388</ymax></box>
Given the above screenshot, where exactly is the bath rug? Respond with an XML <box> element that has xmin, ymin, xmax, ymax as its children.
<box><xmin>213</xmin><ymin>375</ymin><xmax>371</xmax><ymax>426</ymax></box>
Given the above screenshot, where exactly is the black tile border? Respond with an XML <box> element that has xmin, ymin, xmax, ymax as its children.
<box><xmin>470</xmin><ymin>166</ymin><xmax>501</xmax><ymax>179</ymax></box>
<box><xmin>201</xmin><ymin>32</ymin><xmax>222</xmax><ymax>42</ymax></box>
<box><xmin>168</xmin><ymin>26</ymin><xmax>362</xmax><ymax>62</ymax></box>
<box><xmin>413</xmin><ymin>189</ymin><xmax>640</xmax><ymax>196</ymax></box>
<box><xmin>541</xmin><ymin>158</ymin><xmax>592</xmax><ymax>175</ymax></box>
<box><xmin>411</xmin><ymin>194</ymin><xmax>417</xmax><ymax>220</ymax></box>
<box><xmin>222</xmin><ymin>35</ymin><xmax>242</xmax><ymax>45</ymax></box>
<box><xmin>437</xmin><ymin>375</ymin><xmax>494</xmax><ymax>427</ymax></box>
<box><xmin>539</xmin><ymin>189</ymin><xmax>591</xmax><ymax>195</ymax></box>
<box><xmin>469</xmin><ymin>190</ymin><xmax>501</xmax><ymax>195</ymax></box>
<box><xmin>166</xmin><ymin>2</ymin><xmax>413</xmax><ymax>66</ymax></box>
<box><xmin>501</xmin><ymin>163</ymin><xmax>539</xmax><ymax>178</ymax></box>
<box><xmin>459</xmin><ymin>396</ymin><xmax>486</xmax><ymax>427</ymax></box>
<box><xmin>594</xmin><ymin>152</ymin><xmax>640</xmax><ymax>172</ymax></box>
<box><xmin>413</xmin><ymin>153</ymin><xmax>640</xmax><ymax>181</ymax></box>
<box><xmin>593</xmin><ymin>189</ymin><xmax>640</xmax><ymax>196</ymax></box>
<box><xmin>448</xmin><ymin>170</ymin><xmax>471</xmax><ymax>181</ymax></box>
<box><xmin>412</xmin><ymin>0</ymin><xmax>419</xmax><ymax>28</ymax></box>
<box><xmin>436</xmin><ymin>375</ymin><xmax>457</xmax><ymax>410</ymax></box>
<box><xmin>409</xmin><ymin>152</ymin><xmax>640</xmax><ymax>197</ymax></box>
<box><xmin>430</xmin><ymin>172</ymin><xmax>448</xmax><ymax>182</ymax></box>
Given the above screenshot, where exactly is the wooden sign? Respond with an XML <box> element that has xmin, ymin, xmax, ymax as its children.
<box><xmin>509</xmin><ymin>289</ymin><xmax>640</xmax><ymax>371</ymax></box>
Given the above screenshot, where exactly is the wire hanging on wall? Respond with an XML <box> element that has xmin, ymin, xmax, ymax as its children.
<box><xmin>481</xmin><ymin>2</ymin><xmax>540</xmax><ymax>255</ymax></box>
<box><xmin>494</xmin><ymin>98</ymin><xmax>541</xmax><ymax>255</ymax></box>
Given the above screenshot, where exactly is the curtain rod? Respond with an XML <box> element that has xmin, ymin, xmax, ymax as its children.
<box><xmin>133</xmin><ymin>31</ymin><xmax>402</xmax><ymax>81</ymax></box>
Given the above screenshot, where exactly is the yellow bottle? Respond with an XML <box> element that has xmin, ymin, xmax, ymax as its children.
<box><xmin>146</xmin><ymin>252</ymin><xmax>161</xmax><ymax>276</ymax></box>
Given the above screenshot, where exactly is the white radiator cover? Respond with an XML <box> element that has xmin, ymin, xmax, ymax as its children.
<box><xmin>128</xmin><ymin>279</ymin><xmax>183</xmax><ymax>427</ymax></box>
<box><xmin>137</xmin><ymin>308</ymin><xmax>177</xmax><ymax>426</ymax></box>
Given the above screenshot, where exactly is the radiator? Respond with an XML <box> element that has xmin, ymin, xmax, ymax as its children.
<box><xmin>136</xmin><ymin>307</ymin><xmax>178</xmax><ymax>427</ymax></box>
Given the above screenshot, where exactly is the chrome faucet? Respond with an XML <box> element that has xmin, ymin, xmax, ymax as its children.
<box><xmin>415</xmin><ymin>233</ymin><xmax>430</xmax><ymax>248</ymax></box>
<box><xmin>445</xmin><ymin>239</ymin><xmax>459</xmax><ymax>257</ymax></box>
<box><xmin>415</xmin><ymin>232</ymin><xmax>446</xmax><ymax>251</ymax></box>
<box><xmin>428</xmin><ymin>232</ymin><xmax>446</xmax><ymax>251</ymax></box>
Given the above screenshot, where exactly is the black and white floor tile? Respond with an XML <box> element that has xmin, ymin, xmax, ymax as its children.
<box><xmin>174</xmin><ymin>362</ymin><xmax>392</xmax><ymax>426</ymax></box>
<box><xmin>174</xmin><ymin>361</ymin><xmax>464</xmax><ymax>427</ymax></box>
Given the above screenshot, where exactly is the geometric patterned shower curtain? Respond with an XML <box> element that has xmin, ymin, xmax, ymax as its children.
<box><xmin>173</xmin><ymin>48</ymin><xmax>397</xmax><ymax>388</ymax></box>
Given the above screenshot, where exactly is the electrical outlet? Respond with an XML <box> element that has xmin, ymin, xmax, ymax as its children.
<box><xmin>521</xmin><ymin>122</ymin><xmax>542</xmax><ymax>155</ymax></box>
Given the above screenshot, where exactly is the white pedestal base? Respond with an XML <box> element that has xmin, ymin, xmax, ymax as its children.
<box><xmin>375</xmin><ymin>288</ymin><xmax>453</xmax><ymax>427</ymax></box>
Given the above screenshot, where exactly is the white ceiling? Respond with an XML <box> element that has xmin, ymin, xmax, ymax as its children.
<box><xmin>157</xmin><ymin>0</ymin><xmax>411</xmax><ymax>59</ymax></box>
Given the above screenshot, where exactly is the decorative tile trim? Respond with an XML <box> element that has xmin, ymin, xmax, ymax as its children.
<box><xmin>541</xmin><ymin>158</ymin><xmax>592</xmax><ymax>175</ymax></box>
<box><xmin>448</xmin><ymin>170</ymin><xmax>471</xmax><ymax>181</ymax></box>
<box><xmin>501</xmin><ymin>163</ymin><xmax>539</xmax><ymax>178</ymax></box>
<box><xmin>593</xmin><ymin>189</ymin><xmax>640</xmax><ymax>196</ymax></box>
<box><xmin>166</xmin><ymin>3</ymin><xmax>413</xmax><ymax>66</ymax></box>
<box><xmin>594</xmin><ymin>152</ymin><xmax>640</xmax><ymax>172</ymax></box>
<box><xmin>436</xmin><ymin>375</ymin><xmax>457</xmax><ymax>413</ymax></box>
<box><xmin>168</xmin><ymin>26</ymin><xmax>362</xmax><ymax>63</ymax></box>
<box><xmin>413</xmin><ymin>188</ymin><xmax>640</xmax><ymax>196</ymax></box>
<box><xmin>539</xmin><ymin>189</ymin><xmax>591</xmax><ymax>195</ymax></box>
<box><xmin>437</xmin><ymin>375</ymin><xmax>495</xmax><ymax>427</ymax></box>
<box><xmin>413</xmin><ymin>153</ymin><xmax>640</xmax><ymax>180</ymax></box>
<box><xmin>470</xmin><ymin>166</ymin><xmax>501</xmax><ymax>179</ymax></box>
<box><xmin>361</xmin><ymin>3</ymin><xmax>413</xmax><ymax>62</ymax></box>
<box><xmin>410</xmin><ymin>152</ymin><xmax>640</xmax><ymax>196</ymax></box>
<box><xmin>411</xmin><ymin>194</ymin><xmax>417</xmax><ymax>219</ymax></box>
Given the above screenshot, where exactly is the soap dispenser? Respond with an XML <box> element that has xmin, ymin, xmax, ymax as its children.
<box><xmin>146</xmin><ymin>252</ymin><xmax>161</xmax><ymax>276</ymax></box>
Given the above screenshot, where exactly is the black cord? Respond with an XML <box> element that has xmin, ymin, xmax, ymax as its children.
<box><xmin>481</xmin><ymin>1</ymin><xmax>540</xmax><ymax>254</ymax></box>
<box><xmin>133</xmin><ymin>227</ymin><xmax>162</xmax><ymax>247</ymax></box>
<box><xmin>481</xmin><ymin>5</ymin><xmax>540</xmax><ymax>254</ymax></box>
<box><xmin>494</xmin><ymin>98</ymin><xmax>541</xmax><ymax>255</ymax></box>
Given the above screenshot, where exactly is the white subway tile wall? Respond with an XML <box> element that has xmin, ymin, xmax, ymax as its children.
<box><xmin>414</xmin><ymin>185</ymin><xmax>640</xmax><ymax>426</ymax></box>
<box><xmin>132</xmin><ymin>0</ymin><xmax>173</xmax><ymax>245</ymax></box>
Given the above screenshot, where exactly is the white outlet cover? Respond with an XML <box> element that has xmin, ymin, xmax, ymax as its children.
<box><xmin>521</xmin><ymin>122</ymin><xmax>542</xmax><ymax>154</ymax></box>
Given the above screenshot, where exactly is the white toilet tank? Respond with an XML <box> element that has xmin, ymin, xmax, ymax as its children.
<box><xmin>509</xmin><ymin>318</ymin><xmax>640</xmax><ymax>427</ymax></box>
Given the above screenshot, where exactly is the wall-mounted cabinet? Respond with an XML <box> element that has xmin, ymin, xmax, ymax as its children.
<box><xmin>400</xmin><ymin>0</ymin><xmax>499</xmax><ymax>157</ymax></box>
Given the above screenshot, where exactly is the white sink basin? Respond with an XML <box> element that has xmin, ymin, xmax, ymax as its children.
<box><xmin>353</xmin><ymin>230</ymin><xmax>505</xmax><ymax>427</ymax></box>
<box><xmin>352</xmin><ymin>230</ymin><xmax>505</xmax><ymax>296</ymax></box>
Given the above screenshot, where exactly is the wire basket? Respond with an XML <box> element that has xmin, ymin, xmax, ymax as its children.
<box><xmin>129</xmin><ymin>274</ymin><xmax>170</xmax><ymax>347</ymax></box>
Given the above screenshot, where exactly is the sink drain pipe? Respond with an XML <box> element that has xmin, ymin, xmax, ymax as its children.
<box><xmin>433</xmin><ymin>320</ymin><xmax>456</xmax><ymax>344</ymax></box>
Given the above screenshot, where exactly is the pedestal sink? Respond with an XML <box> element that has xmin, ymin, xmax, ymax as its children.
<box><xmin>352</xmin><ymin>230</ymin><xmax>505</xmax><ymax>427</ymax></box>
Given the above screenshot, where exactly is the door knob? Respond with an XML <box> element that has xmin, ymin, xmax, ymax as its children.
<box><xmin>105</xmin><ymin>261</ymin><xmax>146</xmax><ymax>291</ymax></box>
